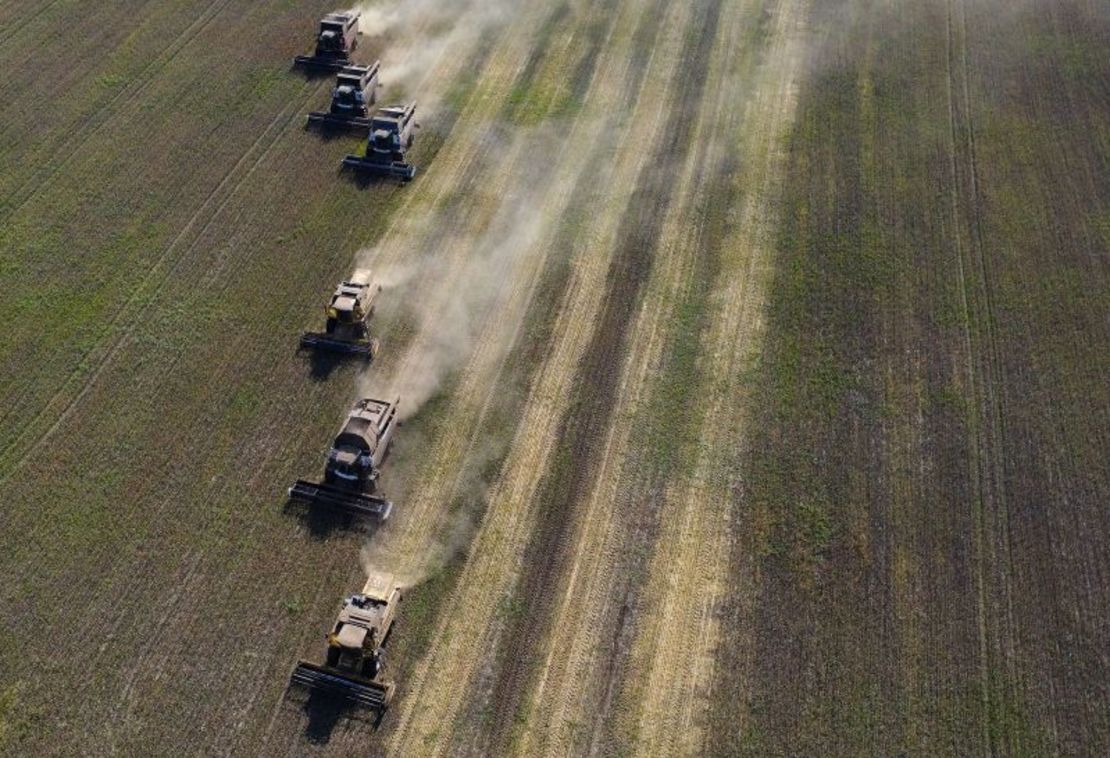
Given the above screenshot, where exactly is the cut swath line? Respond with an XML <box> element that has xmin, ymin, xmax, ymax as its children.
<box><xmin>945</xmin><ymin>1</ymin><xmax>995</xmax><ymax>753</ymax></box>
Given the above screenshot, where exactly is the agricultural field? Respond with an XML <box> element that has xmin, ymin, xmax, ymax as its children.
<box><xmin>0</xmin><ymin>0</ymin><xmax>1105</xmax><ymax>755</ymax></box>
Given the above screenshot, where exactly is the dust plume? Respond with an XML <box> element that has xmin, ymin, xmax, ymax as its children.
<box><xmin>354</xmin><ymin>0</ymin><xmax>516</xmax><ymax>110</ymax></box>
<box><xmin>356</xmin><ymin>127</ymin><xmax>570</xmax><ymax>420</ymax></box>
<box><xmin>350</xmin><ymin>121</ymin><xmax>584</xmax><ymax>591</ymax></box>
<box><xmin>359</xmin><ymin>503</ymin><xmax>477</xmax><ymax>589</ymax></box>
<box><xmin>359</xmin><ymin>389</ymin><xmax>512</xmax><ymax>587</ymax></box>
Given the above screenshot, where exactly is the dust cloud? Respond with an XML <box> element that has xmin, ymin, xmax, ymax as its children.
<box><xmin>350</xmin><ymin>125</ymin><xmax>580</xmax><ymax>589</ymax></box>
<box><xmin>345</xmin><ymin>2</ymin><xmax>577</xmax><ymax>591</ymax></box>
<box><xmin>356</xmin><ymin>127</ymin><xmax>567</xmax><ymax>419</ymax></box>
<box><xmin>359</xmin><ymin>504</ymin><xmax>476</xmax><ymax>590</ymax></box>
<box><xmin>354</xmin><ymin>0</ymin><xmax>516</xmax><ymax>110</ymax></box>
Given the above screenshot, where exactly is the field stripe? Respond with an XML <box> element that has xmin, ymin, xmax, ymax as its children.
<box><xmin>484</xmin><ymin>2</ymin><xmax>729</xmax><ymax>740</ymax></box>
<box><xmin>380</xmin><ymin>1</ymin><xmax>706</xmax><ymax>753</ymax></box>
<box><xmin>625</xmin><ymin>1</ymin><xmax>809</xmax><ymax>752</ymax></box>
<box><xmin>508</xmin><ymin>0</ymin><xmax>741</xmax><ymax>752</ymax></box>
<box><xmin>0</xmin><ymin>0</ymin><xmax>64</xmax><ymax>47</ymax></box>
<box><xmin>945</xmin><ymin>0</ymin><xmax>1004</xmax><ymax>751</ymax></box>
<box><xmin>504</xmin><ymin>1</ymin><xmax>809</xmax><ymax>752</ymax></box>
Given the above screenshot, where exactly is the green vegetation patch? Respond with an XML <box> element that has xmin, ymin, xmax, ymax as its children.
<box><xmin>0</xmin><ymin>683</ymin><xmax>44</xmax><ymax>752</ymax></box>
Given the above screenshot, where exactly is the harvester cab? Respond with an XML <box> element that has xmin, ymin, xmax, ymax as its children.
<box><xmin>290</xmin><ymin>574</ymin><xmax>402</xmax><ymax>715</ymax></box>
<box><xmin>300</xmin><ymin>276</ymin><xmax>381</xmax><ymax>358</ymax></box>
<box><xmin>294</xmin><ymin>12</ymin><xmax>361</xmax><ymax>71</ymax></box>
<box><xmin>307</xmin><ymin>62</ymin><xmax>381</xmax><ymax>131</ymax></box>
<box><xmin>288</xmin><ymin>397</ymin><xmax>399</xmax><ymax>520</ymax></box>
<box><xmin>342</xmin><ymin>103</ymin><xmax>419</xmax><ymax>181</ymax></box>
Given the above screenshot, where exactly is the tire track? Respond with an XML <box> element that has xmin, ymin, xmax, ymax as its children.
<box><xmin>22</xmin><ymin>156</ymin><xmax>369</xmax><ymax>747</ymax></box>
<box><xmin>0</xmin><ymin>0</ymin><xmax>64</xmax><ymax>47</ymax></box>
<box><xmin>0</xmin><ymin>0</ymin><xmax>247</xmax><ymax>457</ymax></box>
<box><xmin>944</xmin><ymin>1</ymin><xmax>995</xmax><ymax>752</ymax></box>
<box><xmin>0</xmin><ymin>0</ymin><xmax>232</xmax><ymax>430</ymax></box>
<box><xmin>65</xmin><ymin>102</ymin><xmax>354</xmax><ymax>683</ymax></box>
<box><xmin>955</xmin><ymin>4</ymin><xmax>1020</xmax><ymax>746</ymax></box>
<box><xmin>83</xmin><ymin>171</ymin><xmax>371</xmax><ymax>749</ymax></box>
<box><xmin>1</xmin><ymin>105</ymin><xmax>341</xmax><ymax>741</ymax></box>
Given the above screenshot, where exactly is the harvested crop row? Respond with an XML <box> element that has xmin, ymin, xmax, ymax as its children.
<box><xmin>381</xmin><ymin>1</ymin><xmax>715</xmax><ymax>753</ymax></box>
<box><xmin>566</xmin><ymin>1</ymin><xmax>811</xmax><ymax>755</ymax></box>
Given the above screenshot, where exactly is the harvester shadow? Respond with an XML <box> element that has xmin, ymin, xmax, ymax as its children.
<box><xmin>301</xmin><ymin>349</ymin><xmax>372</xmax><ymax>382</ymax></box>
<box><xmin>304</xmin><ymin>349</ymin><xmax>346</xmax><ymax>381</ymax></box>
<box><xmin>290</xmin><ymin>64</ymin><xmax>335</xmax><ymax>82</ymax></box>
<box><xmin>301</xmin><ymin>690</ymin><xmax>349</xmax><ymax>744</ymax></box>
<box><xmin>338</xmin><ymin>169</ymin><xmax>406</xmax><ymax>190</ymax></box>
<box><xmin>299</xmin><ymin>690</ymin><xmax>382</xmax><ymax>744</ymax></box>
<box><xmin>304</xmin><ymin>122</ymin><xmax>359</xmax><ymax>143</ymax></box>
<box><xmin>283</xmin><ymin>499</ymin><xmax>383</xmax><ymax>541</ymax></box>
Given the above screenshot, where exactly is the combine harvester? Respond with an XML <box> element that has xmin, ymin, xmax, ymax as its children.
<box><xmin>307</xmin><ymin>63</ymin><xmax>380</xmax><ymax>131</ymax></box>
<box><xmin>294</xmin><ymin>12</ymin><xmax>361</xmax><ymax>72</ymax></box>
<box><xmin>300</xmin><ymin>276</ymin><xmax>382</xmax><ymax>358</ymax></box>
<box><xmin>290</xmin><ymin>573</ymin><xmax>402</xmax><ymax>719</ymax></box>
<box><xmin>288</xmin><ymin>397</ymin><xmax>399</xmax><ymax>520</ymax></box>
<box><xmin>342</xmin><ymin>103</ymin><xmax>419</xmax><ymax>181</ymax></box>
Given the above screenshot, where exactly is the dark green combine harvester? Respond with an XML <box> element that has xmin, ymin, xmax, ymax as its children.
<box><xmin>342</xmin><ymin>103</ymin><xmax>419</xmax><ymax>181</ymax></box>
<box><xmin>294</xmin><ymin>12</ymin><xmax>361</xmax><ymax>72</ymax></box>
<box><xmin>288</xmin><ymin>397</ymin><xmax>399</xmax><ymax>520</ymax></box>
<box><xmin>307</xmin><ymin>62</ymin><xmax>380</xmax><ymax>131</ymax></box>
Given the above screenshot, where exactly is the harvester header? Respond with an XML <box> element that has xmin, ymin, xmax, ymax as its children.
<box><xmin>290</xmin><ymin>574</ymin><xmax>402</xmax><ymax>717</ymax></box>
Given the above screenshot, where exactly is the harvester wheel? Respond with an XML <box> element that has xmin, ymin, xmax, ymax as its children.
<box><xmin>326</xmin><ymin>647</ymin><xmax>340</xmax><ymax>667</ymax></box>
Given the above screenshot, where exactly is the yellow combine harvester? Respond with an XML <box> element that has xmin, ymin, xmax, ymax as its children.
<box><xmin>300</xmin><ymin>275</ymin><xmax>382</xmax><ymax>359</ymax></box>
<box><xmin>290</xmin><ymin>573</ymin><xmax>402</xmax><ymax>718</ymax></box>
